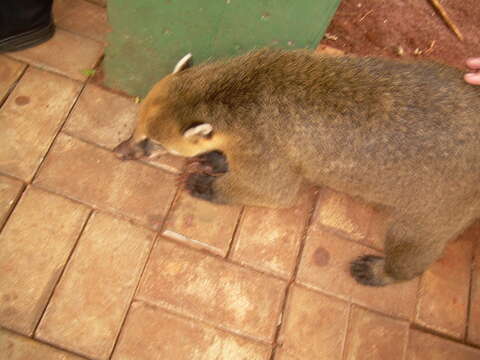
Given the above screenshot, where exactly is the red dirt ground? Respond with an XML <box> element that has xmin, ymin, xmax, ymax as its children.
<box><xmin>319</xmin><ymin>0</ymin><xmax>480</xmax><ymax>70</ymax></box>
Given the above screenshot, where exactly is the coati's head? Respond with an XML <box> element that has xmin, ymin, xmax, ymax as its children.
<box><xmin>114</xmin><ymin>53</ymin><xmax>225</xmax><ymax>160</ymax></box>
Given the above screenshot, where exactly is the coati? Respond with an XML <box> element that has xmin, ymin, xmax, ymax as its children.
<box><xmin>114</xmin><ymin>49</ymin><xmax>480</xmax><ymax>287</ymax></box>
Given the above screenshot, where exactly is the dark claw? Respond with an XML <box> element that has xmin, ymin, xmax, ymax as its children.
<box><xmin>350</xmin><ymin>255</ymin><xmax>385</xmax><ymax>287</ymax></box>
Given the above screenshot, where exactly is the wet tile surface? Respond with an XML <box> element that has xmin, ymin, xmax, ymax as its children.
<box><xmin>36</xmin><ymin>212</ymin><xmax>154</xmax><ymax>360</ymax></box>
<box><xmin>54</xmin><ymin>0</ymin><xmax>109</xmax><ymax>42</ymax></box>
<box><xmin>0</xmin><ymin>67</ymin><xmax>81</xmax><ymax>181</ymax></box>
<box><xmin>231</xmin><ymin>191</ymin><xmax>314</xmax><ymax>278</ymax></box>
<box><xmin>0</xmin><ymin>175</ymin><xmax>23</xmax><ymax>228</ymax></box>
<box><xmin>0</xmin><ymin>56</ymin><xmax>26</xmax><ymax>102</ymax></box>
<box><xmin>344</xmin><ymin>306</ymin><xmax>409</xmax><ymax>360</ymax></box>
<box><xmin>9</xmin><ymin>29</ymin><xmax>103</xmax><ymax>81</ymax></box>
<box><xmin>297</xmin><ymin>228</ymin><xmax>419</xmax><ymax>320</ymax></box>
<box><xmin>0</xmin><ymin>187</ymin><xmax>89</xmax><ymax>335</ymax></box>
<box><xmin>63</xmin><ymin>83</ymin><xmax>138</xmax><ymax>150</ymax></box>
<box><xmin>35</xmin><ymin>134</ymin><xmax>177</xmax><ymax>230</ymax></box>
<box><xmin>468</xmin><ymin>227</ymin><xmax>480</xmax><ymax>345</ymax></box>
<box><xmin>279</xmin><ymin>285</ymin><xmax>349</xmax><ymax>360</ymax></box>
<box><xmin>112</xmin><ymin>300</ymin><xmax>271</xmax><ymax>360</ymax></box>
<box><xmin>163</xmin><ymin>192</ymin><xmax>242</xmax><ymax>256</ymax></box>
<box><xmin>0</xmin><ymin>328</ymin><xmax>85</xmax><ymax>360</ymax></box>
<box><xmin>407</xmin><ymin>329</ymin><xmax>480</xmax><ymax>360</ymax></box>
<box><xmin>137</xmin><ymin>239</ymin><xmax>286</xmax><ymax>342</ymax></box>
<box><xmin>415</xmin><ymin>225</ymin><xmax>476</xmax><ymax>339</ymax></box>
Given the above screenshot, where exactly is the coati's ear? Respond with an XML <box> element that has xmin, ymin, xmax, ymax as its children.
<box><xmin>183</xmin><ymin>123</ymin><xmax>213</xmax><ymax>139</ymax></box>
<box><xmin>173</xmin><ymin>53</ymin><xmax>192</xmax><ymax>74</ymax></box>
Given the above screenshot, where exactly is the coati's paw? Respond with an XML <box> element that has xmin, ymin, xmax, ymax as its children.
<box><xmin>180</xmin><ymin>151</ymin><xmax>229</xmax><ymax>202</ymax></box>
<box><xmin>350</xmin><ymin>255</ymin><xmax>389</xmax><ymax>287</ymax></box>
<box><xmin>196</xmin><ymin>151</ymin><xmax>228</xmax><ymax>174</ymax></box>
<box><xmin>185</xmin><ymin>173</ymin><xmax>216</xmax><ymax>201</ymax></box>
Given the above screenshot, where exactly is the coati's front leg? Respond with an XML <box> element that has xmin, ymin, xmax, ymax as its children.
<box><xmin>185</xmin><ymin>152</ymin><xmax>302</xmax><ymax>208</ymax></box>
<box><xmin>350</xmin><ymin>217</ymin><xmax>451</xmax><ymax>286</ymax></box>
<box><xmin>208</xmin><ymin>171</ymin><xmax>302</xmax><ymax>208</ymax></box>
<box><xmin>184</xmin><ymin>151</ymin><xmax>229</xmax><ymax>202</ymax></box>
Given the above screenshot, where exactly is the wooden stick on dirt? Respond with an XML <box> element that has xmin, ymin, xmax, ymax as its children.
<box><xmin>428</xmin><ymin>0</ymin><xmax>464</xmax><ymax>41</ymax></box>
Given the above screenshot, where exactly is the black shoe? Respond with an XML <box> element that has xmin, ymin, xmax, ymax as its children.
<box><xmin>0</xmin><ymin>0</ymin><xmax>55</xmax><ymax>53</ymax></box>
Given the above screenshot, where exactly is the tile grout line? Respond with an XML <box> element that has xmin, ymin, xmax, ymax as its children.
<box><xmin>29</xmin><ymin>46</ymin><xmax>105</xmax><ymax>184</ymax></box>
<box><xmin>159</xmin><ymin>234</ymin><xmax>290</xmax><ymax>282</ymax></box>
<box><xmin>29</xmin><ymin>84</ymin><xmax>90</xmax><ymax>185</ymax></box>
<box><xmin>402</xmin><ymin>324</ymin><xmax>411</xmax><ymax>360</ymax></box>
<box><xmin>31</xmin><ymin>183</ymin><xmax>163</xmax><ymax>232</ymax></box>
<box><xmin>410</xmin><ymin>322</ymin><xmax>480</xmax><ymax>350</ymax></box>
<box><xmin>5</xmin><ymin>27</ymin><xmax>104</xmax><ymax>81</ymax></box>
<box><xmin>0</xmin><ymin>182</ymin><xmax>27</xmax><ymax>235</ymax></box>
<box><xmin>464</xmin><ymin>236</ymin><xmax>478</xmax><ymax>344</ymax></box>
<box><xmin>33</xmin><ymin>183</ymin><xmax>186</xmax><ymax>248</ymax></box>
<box><xmin>4</xmin><ymin>54</ymin><xmax>88</xmax><ymax>84</ymax></box>
<box><xmin>0</xmin><ymin>326</ymin><xmax>92</xmax><ymax>360</ymax></box>
<box><xmin>55</xmin><ymin>24</ymin><xmax>106</xmax><ymax>44</ymax></box>
<box><xmin>35</xmin><ymin>175</ymin><xmax>305</xmax><ymax>285</ymax></box>
<box><xmin>0</xmin><ymin>63</ymin><xmax>29</xmax><ymax>108</ymax></box>
<box><xmin>6</xmin><ymin>64</ymin><xmax>181</xmax><ymax>180</ymax></box>
<box><xmin>0</xmin><ymin>171</ymin><xmax>24</xmax><ymax>183</ymax></box>
<box><xmin>106</xmin><ymin>232</ymin><xmax>159</xmax><ymax>360</ymax></box>
<box><xmin>131</xmin><ymin>296</ymin><xmax>273</xmax><ymax>347</ymax></box>
<box><xmin>340</xmin><ymin>303</ymin><xmax>354</xmax><ymax>360</ymax></box>
<box><xmin>413</xmin><ymin>274</ymin><xmax>424</xmax><ymax>331</ymax></box>
<box><xmin>225</xmin><ymin>206</ymin><xmax>245</xmax><ymax>259</ymax></box>
<box><xmin>316</xmin><ymin>221</ymin><xmax>385</xmax><ymax>253</ymax></box>
<box><xmin>32</xmin><ymin>150</ymin><xmax>288</xmax><ymax>283</ymax></box>
<box><xmin>0</xmin><ymin>53</ymin><xmax>97</xmax><ymax>359</ymax></box>
<box><xmin>32</xmin><ymin>209</ymin><xmax>94</xmax><ymax>336</ymax></box>
<box><xmin>269</xmin><ymin>190</ymin><xmax>320</xmax><ymax>360</ymax></box>
<box><xmin>106</xmin><ymin>185</ymin><xmax>182</xmax><ymax>360</ymax></box>
<box><xmin>345</xmin><ymin>300</ymin><xmax>411</xmax><ymax>324</ymax></box>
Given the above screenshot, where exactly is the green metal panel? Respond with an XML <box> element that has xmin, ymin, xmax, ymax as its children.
<box><xmin>104</xmin><ymin>0</ymin><xmax>341</xmax><ymax>96</ymax></box>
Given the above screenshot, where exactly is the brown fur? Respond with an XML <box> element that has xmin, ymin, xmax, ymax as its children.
<box><xmin>116</xmin><ymin>49</ymin><xmax>480</xmax><ymax>286</ymax></box>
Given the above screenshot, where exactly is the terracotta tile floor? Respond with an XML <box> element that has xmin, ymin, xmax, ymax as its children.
<box><xmin>1</xmin><ymin>1</ymin><xmax>479</xmax><ymax>359</ymax></box>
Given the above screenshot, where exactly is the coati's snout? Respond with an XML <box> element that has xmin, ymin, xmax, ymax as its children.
<box><xmin>113</xmin><ymin>137</ymin><xmax>166</xmax><ymax>160</ymax></box>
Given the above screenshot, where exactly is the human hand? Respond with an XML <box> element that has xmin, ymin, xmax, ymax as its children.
<box><xmin>465</xmin><ymin>58</ymin><xmax>480</xmax><ymax>85</ymax></box>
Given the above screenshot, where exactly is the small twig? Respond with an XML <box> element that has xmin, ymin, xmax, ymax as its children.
<box><xmin>428</xmin><ymin>0</ymin><xmax>464</xmax><ymax>41</ymax></box>
<box><xmin>423</xmin><ymin>40</ymin><xmax>437</xmax><ymax>54</ymax></box>
<box><xmin>358</xmin><ymin>9</ymin><xmax>373</xmax><ymax>22</ymax></box>
<box><xmin>324</xmin><ymin>33</ymin><xmax>338</xmax><ymax>41</ymax></box>
<box><xmin>413</xmin><ymin>40</ymin><xmax>437</xmax><ymax>56</ymax></box>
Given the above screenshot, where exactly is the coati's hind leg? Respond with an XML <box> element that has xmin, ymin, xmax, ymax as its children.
<box><xmin>350</xmin><ymin>216</ymin><xmax>455</xmax><ymax>286</ymax></box>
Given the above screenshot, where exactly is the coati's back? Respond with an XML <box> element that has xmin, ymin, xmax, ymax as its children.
<box><xmin>171</xmin><ymin>49</ymin><xmax>480</xmax><ymax>210</ymax></box>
